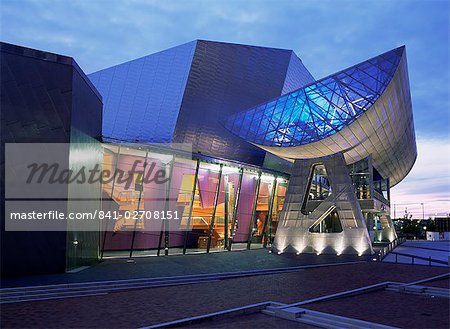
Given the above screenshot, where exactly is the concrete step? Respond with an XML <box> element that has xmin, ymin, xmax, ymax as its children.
<box><xmin>295</xmin><ymin>317</ymin><xmax>343</xmax><ymax>329</ymax></box>
<box><xmin>0</xmin><ymin>276</ymin><xmax>218</xmax><ymax>296</ymax></box>
<box><xmin>1</xmin><ymin>261</ymin><xmax>364</xmax><ymax>304</ymax></box>
<box><xmin>273</xmin><ymin>307</ymin><xmax>398</xmax><ymax>329</ymax></box>
<box><xmin>0</xmin><ymin>292</ymin><xmax>109</xmax><ymax>304</ymax></box>
<box><xmin>386</xmin><ymin>284</ymin><xmax>449</xmax><ymax>299</ymax></box>
<box><xmin>0</xmin><ymin>279</ymin><xmax>217</xmax><ymax>303</ymax></box>
<box><xmin>301</xmin><ymin>309</ymin><xmax>396</xmax><ymax>329</ymax></box>
<box><xmin>300</xmin><ymin>313</ymin><xmax>364</xmax><ymax>329</ymax></box>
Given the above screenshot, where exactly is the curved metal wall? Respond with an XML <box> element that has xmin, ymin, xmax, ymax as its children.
<box><xmin>226</xmin><ymin>47</ymin><xmax>403</xmax><ymax>148</ymax></box>
<box><xmin>253</xmin><ymin>50</ymin><xmax>416</xmax><ymax>186</ymax></box>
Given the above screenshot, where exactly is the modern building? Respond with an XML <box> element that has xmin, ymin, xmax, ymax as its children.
<box><xmin>427</xmin><ymin>216</ymin><xmax>450</xmax><ymax>241</ymax></box>
<box><xmin>226</xmin><ymin>45</ymin><xmax>416</xmax><ymax>255</ymax></box>
<box><xmin>1</xmin><ymin>40</ymin><xmax>416</xmax><ymax>276</ymax></box>
<box><xmin>1</xmin><ymin>42</ymin><xmax>102</xmax><ymax>275</ymax></box>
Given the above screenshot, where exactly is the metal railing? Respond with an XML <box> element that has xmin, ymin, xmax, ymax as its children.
<box><xmin>375</xmin><ymin>238</ymin><xmax>448</xmax><ymax>266</ymax></box>
<box><xmin>375</xmin><ymin>237</ymin><xmax>406</xmax><ymax>261</ymax></box>
<box><xmin>389</xmin><ymin>251</ymin><xmax>448</xmax><ymax>266</ymax></box>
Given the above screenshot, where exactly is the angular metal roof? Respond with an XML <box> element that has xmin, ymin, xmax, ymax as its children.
<box><xmin>88</xmin><ymin>41</ymin><xmax>197</xmax><ymax>143</ymax></box>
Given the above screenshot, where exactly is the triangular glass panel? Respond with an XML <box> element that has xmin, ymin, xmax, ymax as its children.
<box><xmin>224</xmin><ymin>47</ymin><xmax>404</xmax><ymax>147</ymax></box>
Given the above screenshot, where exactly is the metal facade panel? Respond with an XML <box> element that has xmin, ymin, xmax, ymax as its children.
<box><xmin>281</xmin><ymin>52</ymin><xmax>315</xmax><ymax>94</ymax></box>
<box><xmin>342</xmin><ymin>53</ymin><xmax>416</xmax><ymax>186</ymax></box>
<box><xmin>1</xmin><ymin>42</ymin><xmax>103</xmax><ymax>276</ymax></box>
<box><xmin>1</xmin><ymin>45</ymin><xmax>73</xmax><ymax>143</ymax></box>
<box><xmin>88</xmin><ymin>41</ymin><xmax>197</xmax><ymax>143</ymax></box>
<box><xmin>173</xmin><ymin>40</ymin><xmax>308</xmax><ymax>165</ymax></box>
<box><xmin>273</xmin><ymin>154</ymin><xmax>373</xmax><ymax>255</ymax></box>
<box><xmin>89</xmin><ymin>40</ymin><xmax>314</xmax><ymax>166</ymax></box>
<box><xmin>232</xmin><ymin>47</ymin><xmax>416</xmax><ymax>186</ymax></box>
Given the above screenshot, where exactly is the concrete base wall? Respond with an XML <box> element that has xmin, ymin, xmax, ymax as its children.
<box><xmin>273</xmin><ymin>153</ymin><xmax>373</xmax><ymax>255</ymax></box>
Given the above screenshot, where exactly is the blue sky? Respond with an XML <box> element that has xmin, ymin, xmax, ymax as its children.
<box><xmin>1</xmin><ymin>0</ymin><xmax>449</xmax><ymax>217</ymax></box>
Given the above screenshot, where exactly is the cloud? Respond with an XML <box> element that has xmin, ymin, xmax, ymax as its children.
<box><xmin>391</xmin><ymin>137</ymin><xmax>450</xmax><ymax>218</ymax></box>
<box><xmin>1</xmin><ymin>3</ymin><xmax>448</xmax><ymax>119</ymax></box>
<box><xmin>1</xmin><ymin>0</ymin><xmax>449</xmax><ymax>218</ymax></box>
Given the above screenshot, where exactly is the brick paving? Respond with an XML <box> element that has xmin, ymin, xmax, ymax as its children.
<box><xmin>1</xmin><ymin>262</ymin><xmax>448</xmax><ymax>328</ymax></box>
<box><xmin>422</xmin><ymin>277</ymin><xmax>449</xmax><ymax>289</ymax></box>
<box><xmin>304</xmin><ymin>289</ymin><xmax>450</xmax><ymax>329</ymax></box>
<box><xmin>1</xmin><ymin>249</ymin><xmax>366</xmax><ymax>288</ymax></box>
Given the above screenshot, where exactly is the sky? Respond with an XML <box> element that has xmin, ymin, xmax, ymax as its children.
<box><xmin>1</xmin><ymin>0</ymin><xmax>449</xmax><ymax>218</ymax></box>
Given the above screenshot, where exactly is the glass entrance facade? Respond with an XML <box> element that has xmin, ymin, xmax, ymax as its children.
<box><xmin>100</xmin><ymin>144</ymin><xmax>289</xmax><ymax>258</ymax></box>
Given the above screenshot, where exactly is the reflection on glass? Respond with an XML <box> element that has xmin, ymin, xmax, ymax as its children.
<box><xmin>373</xmin><ymin>167</ymin><xmax>389</xmax><ymax>200</ymax></box>
<box><xmin>309</xmin><ymin>206</ymin><xmax>343</xmax><ymax>233</ymax></box>
<box><xmin>218</xmin><ymin>167</ymin><xmax>240</xmax><ymax>250</ymax></box>
<box><xmin>99</xmin><ymin>144</ymin><xmax>290</xmax><ymax>257</ymax></box>
<box><xmin>181</xmin><ymin>163</ymin><xmax>221</xmax><ymax>252</ymax></box>
<box><xmin>231</xmin><ymin>170</ymin><xmax>258</xmax><ymax>250</ymax></box>
<box><xmin>101</xmin><ymin>147</ymin><xmax>148</xmax><ymax>258</ymax></box>
<box><xmin>348</xmin><ymin>158</ymin><xmax>371</xmax><ymax>200</ymax></box>
<box><xmin>270</xmin><ymin>178</ymin><xmax>287</xmax><ymax>242</ymax></box>
<box><xmin>249</xmin><ymin>175</ymin><xmax>274</xmax><ymax>248</ymax></box>
<box><xmin>308</xmin><ymin>164</ymin><xmax>331</xmax><ymax>200</ymax></box>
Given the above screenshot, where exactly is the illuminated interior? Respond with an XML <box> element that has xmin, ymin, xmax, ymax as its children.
<box><xmin>100</xmin><ymin>144</ymin><xmax>288</xmax><ymax>257</ymax></box>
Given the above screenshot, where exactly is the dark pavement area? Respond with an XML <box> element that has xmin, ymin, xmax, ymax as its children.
<box><xmin>1</xmin><ymin>262</ymin><xmax>448</xmax><ymax>328</ymax></box>
<box><xmin>422</xmin><ymin>277</ymin><xmax>449</xmax><ymax>289</ymax></box>
<box><xmin>305</xmin><ymin>287</ymin><xmax>450</xmax><ymax>329</ymax></box>
<box><xmin>2</xmin><ymin>249</ymin><xmax>369</xmax><ymax>288</ymax></box>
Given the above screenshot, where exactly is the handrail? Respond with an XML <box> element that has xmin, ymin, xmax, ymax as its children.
<box><xmin>375</xmin><ymin>237</ymin><xmax>406</xmax><ymax>261</ymax></box>
<box><xmin>390</xmin><ymin>251</ymin><xmax>448</xmax><ymax>266</ymax></box>
<box><xmin>376</xmin><ymin>238</ymin><xmax>449</xmax><ymax>266</ymax></box>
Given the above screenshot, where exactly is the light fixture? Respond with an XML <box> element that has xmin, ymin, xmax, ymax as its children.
<box><xmin>261</xmin><ymin>174</ymin><xmax>275</xmax><ymax>182</ymax></box>
<box><xmin>222</xmin><ymin>166</ymin><xmax>240</xmax><ymax>174</ymax></box>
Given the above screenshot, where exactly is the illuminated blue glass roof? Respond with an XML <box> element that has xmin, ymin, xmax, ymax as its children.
<box><xmin>225</xmin><ymin>47</ymin><xmax>404</xmax><ymax>147</ymax></box>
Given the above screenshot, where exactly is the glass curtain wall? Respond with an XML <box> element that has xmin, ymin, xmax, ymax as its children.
<box><xmin>249</xmin><ymin>175</ymin><xmax>275</xmax><ymax>249</ymax></box>
<box><xmin>270</xmin><ymin>178</ymin><xmax>287</xmax><ymax>244</ymax></box>
<box><xmin>348</xmin><ymin>158</ymin><xmax>371</xmax><ymax>200</ymax></box>
<box><xmin>373</xmin><ymin>167</ymin><xmax>390</xmax><ymax>201</ymax></box>
<box><xmin>101</xmin><ymin>146</ymin><xmax>147</xmax><ymax>258</ymax></box>
<box><xmin>100</xmin><ymin>144</ymin><xmax>288</xmax><ymax>258</ymax></box>
<box><xmin>231</xmin><ymin>170</ymin><xmax>259</xmax><ymax>250</ymax></box>
<box><xmin>308</xmin><ymin>164</ymin><xmax>331</xmax><ymax>200</ymax></box>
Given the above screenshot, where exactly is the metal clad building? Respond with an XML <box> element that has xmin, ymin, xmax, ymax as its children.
<box><xmin>1</xmin><ymin>40</ymin><xmax>416</xmax><ymax>275</ymax></box>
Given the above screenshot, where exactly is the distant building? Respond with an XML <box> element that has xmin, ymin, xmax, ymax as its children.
<box><xmin>427</xmin><ymin>217</ymin><xmax>450</xmax><ymax>241</ymax></box>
